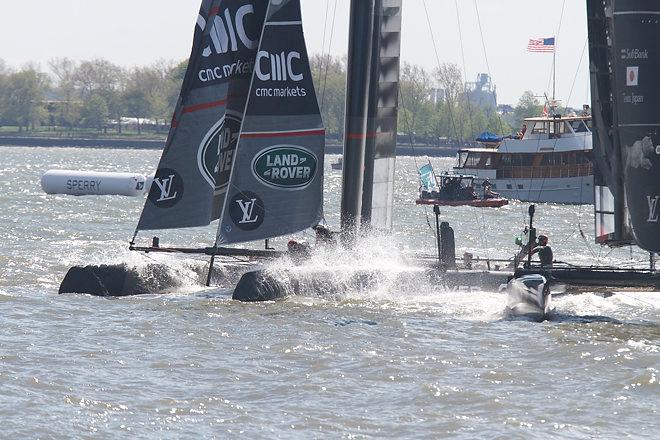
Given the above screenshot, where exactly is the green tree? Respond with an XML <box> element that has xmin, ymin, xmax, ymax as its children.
<box><xmin>1</xmin><ymin>65</ymin><xmax>49</xmax><ymax>131</ymax></box>
<box><xmin>311</xmin><ymin>54</ymin><xmax>346</xmax><ymax>138</ymax></box>
<box><xmin>398</xmin><ymin>63</ymin><xmax>433</xmax><ymax>141</ymax></box>
<box><xmin>49</xmin><ymin>57</ymin><xmax>79</xmax><ymax>131</ymax></box>
<box><xmin>80</xmin><ymin>93</ymin><xmax>109</xmax><ymax>131</ymax></box>
<box><xmin>510</xmin><ymin>90</ymin><xmax>542</xmax><ymax>130</ymax></box>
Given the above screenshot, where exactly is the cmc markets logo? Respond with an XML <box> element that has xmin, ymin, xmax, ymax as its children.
<box><xmin>198</xmin><ymin>113</ymin><xmax>242</xmax><ymax>192</ymax></box>
<box><xmin>228</xmin><ymin>191</ymin><xmax>265</xmax><ymax>231</ymax></box>
<box><xmin>198</xmin><ymin>5</ymin><xmax>259</xmax><ymax>57</ymax></box>
<box><xmin>148</xmin><ymin>168</ymin><xmax>184</xmax><ymax>208</ymax></box>
<box><xmin>256</xmin><ymin>51</ymin><xmax>304</xmax><ymax>82</ymax></box>
<box><xmin>252</xmin><ymin>146</ymin><xmax>317</xmax><ymax>189</ymax></box>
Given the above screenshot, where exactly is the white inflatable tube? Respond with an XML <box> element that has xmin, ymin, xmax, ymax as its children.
<box><xmin>41</xmin><ymin>170</ymin><xmax>148</xmax><ymax>197</ymax></box>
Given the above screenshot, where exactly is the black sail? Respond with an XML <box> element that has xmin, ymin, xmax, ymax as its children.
<box><xmin>611</xmin><ymin>1</ymin><xmax>660</xmax><ymax>252</ymax></box>
<box><xmin>137</xmin><ymin>0</ymin><xmax>266</xmax><ymax>230</ymax></box>
<box><xmin>587</xmin><ymin>0</ymin><xmax>633</xmax><ymax>245</ymax></box>
<box><xmin>587</xmin><ymin>0</ymin><xmax>660</xmax><ymax>251</ymax></box>
<box><xmin>216</xmin><ymin>0</ymin><xmax>325</xmax><ymax>245</ymax></box>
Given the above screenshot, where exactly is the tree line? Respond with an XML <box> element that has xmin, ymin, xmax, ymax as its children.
<box><xmin>0</xmin><ymin>56</ymin><xmax>542</xmax><ymax>141</ymax></box>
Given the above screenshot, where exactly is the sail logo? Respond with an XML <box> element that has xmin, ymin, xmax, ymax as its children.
<box><xmin>198</xmin><ymin>113</ymin><xmax>242</xmax><ymax>193</ymax></box>
<box><xmin>647</xmin><ymin>196</ymin><xmax>659</xmax><ymax>223</ymax></box>
<box><xmin>256</xmin><ymin>51</ymin><xmax>304</xmax><ymax>82</ymax></box>
<box><xmin>621</xmin><ymin>49</ymin><xmax>648</xmax><ymax>60</ymax></box>
<box><xmin>148</xmin><ymin>168</ymin><xmax>184</xmax><ymax>208</ymax></box>
<box><xmin>627</xmin><ymin>66</ymin><xmax>639</xmax><ymax>86</ymax></box>
<box><xmin>252</xmin><ymin>146</ymin><xmax>318</xmax><ymax>190</ymax></box>
<box><xmin>199</xmin><ymin>5</ymin><xmax>259</xmax><ymax>57</ymax></box>
<box><xmin>228</xmin><ymin>191</ymin><xmax>265</xmax><ymax>231</ymax></box>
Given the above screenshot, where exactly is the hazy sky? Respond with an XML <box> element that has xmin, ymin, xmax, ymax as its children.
<box><xmin>0</xmin><ymin>0</ymin><xmax>590</xmax><ymax>106</ymax></box>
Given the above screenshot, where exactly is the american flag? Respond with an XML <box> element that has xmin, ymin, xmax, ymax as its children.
<box><xmin>527</xmin><ymin>37</ymin><xmax>556</xmax><ymax>53</ymax></box>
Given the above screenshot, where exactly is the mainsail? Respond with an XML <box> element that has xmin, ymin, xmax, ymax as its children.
<box><xmin>138</xmin><ymin>0</ymin><xmax>267</xmax><ymax>230</ymax></box>
<box><xmin>216</xmin><ymin>0</ymin><xmax>325</xmax><ymax>245</ymax></box>
<box><xmin>587</xmin><ymin>0</ymin><xmax>660</xmax><ymax>252</ymax></box>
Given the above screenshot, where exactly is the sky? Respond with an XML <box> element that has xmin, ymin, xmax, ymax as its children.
<box><xmin>0</xmin><ymin>0</ymin><xmax>590</xmax><ymax>107</ymax></box>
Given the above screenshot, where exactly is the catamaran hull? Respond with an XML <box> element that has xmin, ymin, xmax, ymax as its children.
<box><xmin>232</xmin><ymin>268</ymin><xmax>512</xmax><ymax>302</ymax></box>
<box><xmin>416</xmin><ymin>198</ymin><xmax>509</xmax><ymax>208</ymax></box>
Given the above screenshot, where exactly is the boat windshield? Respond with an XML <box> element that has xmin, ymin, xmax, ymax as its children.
<box><xmin>569</xmin><ymin>119</ymin><xmax>590</xmax><ymax>133</ymax></box>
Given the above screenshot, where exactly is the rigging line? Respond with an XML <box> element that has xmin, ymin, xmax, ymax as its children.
<box><xmin>454</xmin><ymin>0</ymin><xmax>476</xmax><ymax>141</ymax></box>
<box><xmin>545</xmin><ymin>0</ymin><xmax>567</xmax><ymax>98</ymax></box>
<box><xmin>473</xmin><ymin>0</ymin><xmax>505</xmax><ymax>136</ymax></box>
<box><xmin>319</xmin><ymin>0</ymin><xmax>331</xmax><ymax>75</ymax></box>
<box><xmin>421</xmin><ymin>0</ymin><xmax>461</xmax><ymax>144</ymax></box>
<box><xmin>320</xmin><ymin>0</ymin><xmax>338</xmax><ymax>113</ymax></box>
<box><xmin>399</xmin><ymin>84</ymin><xmax>435</xmax><ymax>233</ymax></box>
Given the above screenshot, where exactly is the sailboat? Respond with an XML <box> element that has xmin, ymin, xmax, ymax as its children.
<box><xmin>60</xmin><ymin>0</ymin><xmax>408</xmax><ymax>298</ymax></box>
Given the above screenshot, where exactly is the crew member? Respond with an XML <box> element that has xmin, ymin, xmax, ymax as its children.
<box><xmin>287</xmin><ymin>239</ymin><xmax>311</xmax><ymax>263</ymax></box>
<box><xmin>481</xmin><ymin>180</ymin><xmax>500</xmax><ymax>199</ymax></box>
<box><xmin>313</xmin><ymin>224</ymin><xmax>337</xmax><ymax>246</ymax></box>
<box><xmin>531</xmin><ymin>234</ymin><xmax>553</xmax><ymax>267</ymax></box>
<box><xmin>516</xmin><ymin>124</ymin><xmax>527</xmax><ymax>139</ymax></box>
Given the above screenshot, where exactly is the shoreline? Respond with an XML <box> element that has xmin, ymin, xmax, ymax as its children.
<box><xmin>0</xmin><ymin>135</ymin><xmax>459</xmax><ymax>158</ymax></box>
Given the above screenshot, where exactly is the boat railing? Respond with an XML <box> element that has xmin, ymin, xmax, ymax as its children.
<box><xmin>497</xmin><ymin>163</ymin><xmax>592</xmax><ymax>180</ymax></box>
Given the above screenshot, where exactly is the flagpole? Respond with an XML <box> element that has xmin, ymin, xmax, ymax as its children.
<box><xmin>552</xmin><ymin>36</ymin><xmax>556</xmax><ymax>101</ymax></box>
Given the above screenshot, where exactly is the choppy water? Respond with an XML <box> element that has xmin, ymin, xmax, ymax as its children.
<box><xmin>0</xmin><ymin>146</ymin><xmax>658</xmax><ymax>439</ymax></box>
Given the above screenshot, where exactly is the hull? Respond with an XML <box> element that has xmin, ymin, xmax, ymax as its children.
<box><xmin>416</xmin><ymin>198</ymin><xmax>509</xmax><ymax>208</ymax></box>
<box><xmin>487</xmin><ymin>175</ymin><xmax>594</xmax><ymax>204</ymax></box>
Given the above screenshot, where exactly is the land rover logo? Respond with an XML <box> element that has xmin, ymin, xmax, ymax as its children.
<box><xmin>198</xmin><ymin>113</ymin><xmax>242</xmax><ymax>191</ymax></box>
<box><xmin>252</xmin><ymin>145</ymin><xmax>317</xmax><ymax>189</ymax></box>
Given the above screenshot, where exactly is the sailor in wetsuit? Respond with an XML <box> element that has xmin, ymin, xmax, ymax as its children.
<box><xmin>531</xmin><ymin>234</ymin><xmax>553</xmax><ymax>267</ymax></box>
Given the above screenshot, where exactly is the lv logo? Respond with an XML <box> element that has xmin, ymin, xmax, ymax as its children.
<box><xmin>236</xmin><ymin>198</ymin><xmax>259</xmax><ymax>224</ymax></box>
<box><xmin>154</xmin><ymin>175</ymin><xmax>178</xmax><ymax>202</ymax></box>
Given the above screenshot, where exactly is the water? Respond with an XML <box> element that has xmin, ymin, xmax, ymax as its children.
<box><xmin>1</xmin><ymin>146</ymin><xmax>658</xmax><ymax>438</ymax></box>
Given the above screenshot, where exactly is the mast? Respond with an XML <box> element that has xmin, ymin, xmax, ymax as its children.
<box><xmin>340</xmin><ymin>0</ymin><xmax>376</xmax><ymax>238</ymax></box>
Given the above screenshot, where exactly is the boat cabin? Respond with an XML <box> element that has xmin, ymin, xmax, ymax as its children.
<box><xmin>420</xmin><ymin>173</ymin><xmax>478</xmax><ymax>202</ymax></box>
<box><xmin>455</xmin><ymin>115</ymin><xmax>593</xmax><ymax>181</ymax></box>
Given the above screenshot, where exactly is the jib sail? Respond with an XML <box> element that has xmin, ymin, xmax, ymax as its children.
<box><xmin>137</xmin><ymin>0</ymin><xmax>267</xmax><ymax>230</ymax></box>
<box><xmin>216</xmin><ymin>0</ymin><xmax>325</xmax><ymax>245</ymax></box>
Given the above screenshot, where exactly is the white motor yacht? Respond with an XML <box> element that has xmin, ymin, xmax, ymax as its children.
<box><xmin>454</xmin><ymin>114</ymin><xmax>594</xmax><ymax>204</ymax></box>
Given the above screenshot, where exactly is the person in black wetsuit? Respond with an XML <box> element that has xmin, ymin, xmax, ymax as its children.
<box><xmin>531</xmin><ymin>234</ymin><xmax>553</xmax><ymax>267</ymax></box>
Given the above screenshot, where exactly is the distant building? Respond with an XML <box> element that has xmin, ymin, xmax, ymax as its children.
<box><xmin>430</xmin><ymin>88</ymin><xmax>446</xmax><ymax>105</ymax></box>
<box><xmin>464</xmin><ymin>73</ymin><xmax>497</xmax><ymax>112</ymax></box>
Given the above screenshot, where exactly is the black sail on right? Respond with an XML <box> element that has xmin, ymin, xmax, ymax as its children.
<box><xmin>588</xmin><ymin>0</ymin><xmax>660</xmax><ymax>252</ymax></box>
<box><xmin>137</xmin><ymin>0</ymin><xmax>266</xmax><ymax>231</ymax></box>
<box><xmin>216</xmin><ymin>0</ymin><xmax>325</xmax><ymax>245</ymax></box>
